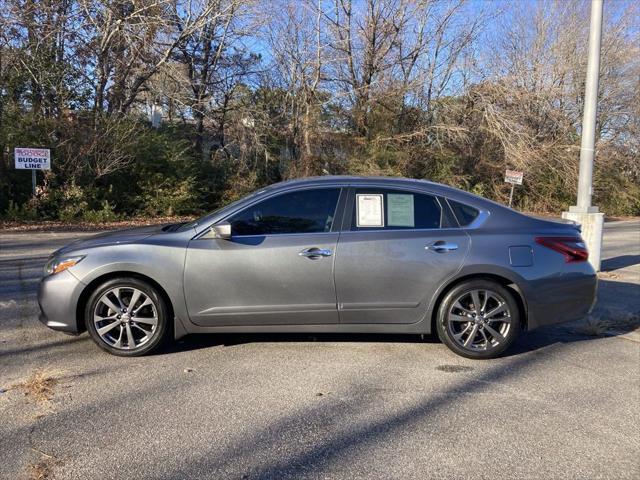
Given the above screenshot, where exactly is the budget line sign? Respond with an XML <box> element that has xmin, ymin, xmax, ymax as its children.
<box><xmin>15</xmin><ymin>147</ymin><xmax>50</xmax><ymax>196</ymax></box>
<box><xmin>15</xmin><ymin>147</ymin><xmax>51</xmax><ymax>170</ymax></box>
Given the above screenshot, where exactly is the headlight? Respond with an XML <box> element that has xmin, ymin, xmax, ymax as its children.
<box><xmin>44</xmin><ymin>255</ymin><xmax>85</xmax><ymax>276</ymax></box>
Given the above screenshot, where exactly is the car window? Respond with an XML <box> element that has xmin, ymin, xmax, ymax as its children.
<box><xmin>229</xmin><ymin>188</ymin><xmax>341</xmax><ymax>236</ymax></box>
<box><xmin>351</xmin><ymin>188</ymin><xmax>442</xmax><ymax>230</ymax></box>
<box><xmin>448</xmin><ymin>200</ymin><xmax>479</xmax><ymax>227</ymax></box>
<box><xmin>178</xmin><ymin>188</ymin><xmax>268</xmax><ymax>231</ymax></box>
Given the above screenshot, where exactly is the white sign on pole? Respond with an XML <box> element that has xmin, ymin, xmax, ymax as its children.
<box><xmin>14</xmin><ymin>148</ymin><xmax>51</xmax><ymax>170</ymax></box>
<box><xmin>504</xmin><ymin>169</ymin><xmax>523</xmax><ymax>185</ymax></box>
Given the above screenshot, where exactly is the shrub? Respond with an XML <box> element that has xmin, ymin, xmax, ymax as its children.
<box><xmin>82</xmin><ymin>200</ymin><xmax>118</xmax><ymax>223</ymax></box>
<box><xmin>3</xmin><ymin>200</ymin><xmax>38</xmax><ymax>221</ymax></box>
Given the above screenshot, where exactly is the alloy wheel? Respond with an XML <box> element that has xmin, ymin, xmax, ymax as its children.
<box><xmin>447</xmin><ymin>289</ymin><xmax>512</xmax><ymax>352</ymax></box>
<box><xmin>93</xmin><ymin>287</ymin><xmax>158</xmax><ymax>350</ymax></box>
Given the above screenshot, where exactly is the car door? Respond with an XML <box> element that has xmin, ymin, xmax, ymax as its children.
<box><xmin>184</xmin><ymin>187</ymin><xmax>344</xmax><ymax>326</ymax></box>
<box><xmin>334</xmin><ymin>187</ymin><xmax>470</xmax><ymax>324</ymax></box>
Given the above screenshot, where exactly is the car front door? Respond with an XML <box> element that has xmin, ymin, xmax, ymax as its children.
<box><xmin>184</xmin><ymin>187</ymin><xmax>344</xmax><ymax>326</ymax></box>
<box><xmin>334</xmin><ymin>187</ymin><xmax>470</xmax><ymax>324</ymax></box>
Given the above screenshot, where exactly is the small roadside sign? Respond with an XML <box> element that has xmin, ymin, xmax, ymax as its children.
<box><xmin>14</xmin><ymin>147</ymin><xmax>51</xmax><ymax>196</ymax></box>
<box><xmin>504</xmin><ymin>169</ymin><xmax>523</xmax><ymax>185</ymax></box>
<box><xmin>504</xmin><ymin>169</ymin><xmax>523</xmax><ymax>208</ymax></box>
<box><xmin>14</xmin><ymin>148</ymin><xmax>51</xmax><ymax>170</ymax></box>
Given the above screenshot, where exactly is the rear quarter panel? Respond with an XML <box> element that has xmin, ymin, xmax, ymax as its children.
<box><xmin>459</xmin><ymin>223</ymin><xmax>597</xmax><ymax>330</ymax></box>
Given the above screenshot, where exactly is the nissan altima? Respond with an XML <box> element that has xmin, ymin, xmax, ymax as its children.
<box><xmin>38</xmin><ymin>176</ymin><xmax>597</xmax><ymax>359</ymax></box>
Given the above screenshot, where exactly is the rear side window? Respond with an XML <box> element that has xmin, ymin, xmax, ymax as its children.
<box><xmin>448</xmin><ymin>200</ymin><xmax>479</xmax><ymax>227</ymax></box>
<box><xmin>229</xmin><ymin>188</ymin><xmax>340</xmax><ymax>235</ymax></box>
<box><xmin>351</xmin><ymin>189</ymin><xmax>442</xmax><ymax>230</ymax></box>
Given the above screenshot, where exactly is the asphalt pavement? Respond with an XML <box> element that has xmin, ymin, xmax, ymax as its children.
<box><xmin>0</xmin><ymin>220</ymin><xmax>638</xmax><ymax>480</ymax></box>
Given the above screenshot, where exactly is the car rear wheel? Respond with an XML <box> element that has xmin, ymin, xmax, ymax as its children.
<box><xmin>85</xmin><ymin>277</ymin><xmax>169</xmax><ymax>356</ymax></box>
<box><xmin>436</xmin><ymin>279</ymin><xmax>520</xmax><ymax>359</ymax></box>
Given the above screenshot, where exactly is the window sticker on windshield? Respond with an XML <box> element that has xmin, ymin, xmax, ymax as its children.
<box><xmin>387</xmin><ymin>194</ymin><xmax>414</xmax><ymax>227</ymax></box>
<box><xmin>357</xmin><ymin>194</ymin><xmax>384</xmax><ymax>227</ymax></box>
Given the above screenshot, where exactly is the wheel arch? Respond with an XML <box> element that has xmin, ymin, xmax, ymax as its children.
<box><xmin>76</xmin><ymin>271</ymin><xmax>175</xmax><ymax>334</ymax></box>
<box><xmin>429</xmin><ymin>272</ymin><xmax>528</xmax><ymax>334</ymax></box>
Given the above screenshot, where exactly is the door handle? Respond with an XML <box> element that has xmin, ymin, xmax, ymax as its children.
<box><xmin>299</xmin><ymin>247</ymin><xmax>333</xmax><ymax>259</ymax></box>
<box><xmin>425</xmin><ymin>241</ymin><xmax>458</xmax><ymax>253</ymax></box>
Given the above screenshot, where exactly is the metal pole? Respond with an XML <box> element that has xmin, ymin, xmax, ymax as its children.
<box><xmin>576</xmin><ymin>0</ymin><xmax>603</xmax><ymax>211</ymax></box>
<box><xmin>508</xmin><ymin>184</ymin><xmax>515</xmax><ymax>208</ymax></box>
<box><xmin>31</xmin><ymin>169</ymin><xmax>36</xmax><ymax>196</ymax></box>
<box><xmin>563</xmin><ymin>0</ymin><xmax>605</xmax><ymax>271</ymax></box>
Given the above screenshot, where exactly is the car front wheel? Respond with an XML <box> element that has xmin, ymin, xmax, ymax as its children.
<box><xmin>436</xmin><ymin>279</ymin><xmax>520</xmax><ymax>359</ymax></box>
<box><xmin>85</xmin><ymin>277</ymin><xmax>169</xmax><ymax>356</ymax></box>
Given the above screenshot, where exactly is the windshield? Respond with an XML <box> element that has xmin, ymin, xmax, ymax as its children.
<box><xmin>177</xmin><ymin>188</ymin><xmax>267</xmax><ymax>232</ymax></box>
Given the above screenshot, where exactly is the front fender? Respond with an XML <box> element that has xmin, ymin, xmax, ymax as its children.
<box><xmin>68</xmin><ymin>245</ymin><xmax>190</xmax><ymax>339</ymax></box>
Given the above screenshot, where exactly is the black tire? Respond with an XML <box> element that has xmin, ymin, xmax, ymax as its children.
<box><xmin>85</xmin><ymin>277</ymin><xmax>170</xmax><ymax>357</ymax></box>
<box><xmin>436</xmin><ymin>279</ymin><xmax>520</xmax><ymax>359</ymax></box>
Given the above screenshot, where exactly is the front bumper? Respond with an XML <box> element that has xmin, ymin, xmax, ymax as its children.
<box><xmin>38</xmin><ymin>270</ymin><xmax>85</xmax><ymax>334</ymax></box>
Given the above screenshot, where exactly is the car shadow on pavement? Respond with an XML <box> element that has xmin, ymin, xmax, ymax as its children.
<box><xmin>164</xmin><ymin>332</ymin><xmax>439</xmax><ymax>355</ymax></box>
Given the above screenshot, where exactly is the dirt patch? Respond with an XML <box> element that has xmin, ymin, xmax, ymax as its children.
<box><xmin>14</xmin><ymin>369</ymin><xmax>64</xmax><ymax>404</ymax></box>
<box><xmin>27</xmin><ymin>457</ymin><xmax>58</xmax><ymax>480</ymax></box>
<box><xmin>27</xmin><ymin>452</ymin><xmax>61</xmax><ymax>480</ymax></box>
<box><xmin>598</xmin><ymin>271</ymin><xmax>620</xmax><ymax>280</ymax></box>
<box><xmin>0</xmin><ymin>215</ymin><xmax>195</xmax><ymax>232</ymax></box>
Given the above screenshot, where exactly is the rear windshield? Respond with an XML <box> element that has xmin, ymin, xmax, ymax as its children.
<box><xmin>448</xmin><ymin>200</ymin><xmax>479</xmax><ymax>227</ymax></box>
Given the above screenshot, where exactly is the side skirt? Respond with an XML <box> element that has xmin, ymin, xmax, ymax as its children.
<box><xmin>174</xmin><ymin>318</ymin><xmax>432</xmax><ymax>339</ymax></box>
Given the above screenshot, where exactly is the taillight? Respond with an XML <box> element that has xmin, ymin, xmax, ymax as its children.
<box><xmin>535</xmin><ymin>237</ymin><xmax>588</xmax><ymax>263</ymax></box>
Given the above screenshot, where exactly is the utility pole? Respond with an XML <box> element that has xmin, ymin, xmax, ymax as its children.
<box><xmin>562</xmin><ymin>0</ymin><xmax>605</xmax><ymax>271</ymax></box>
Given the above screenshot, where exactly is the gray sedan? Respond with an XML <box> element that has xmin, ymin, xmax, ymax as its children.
<box><xmin>38</xmin><ymin>176</ymin><xmax>597</xmax><ymax>359</ymax></box>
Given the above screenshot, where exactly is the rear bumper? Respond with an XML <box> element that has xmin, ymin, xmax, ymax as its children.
<box><xmin>525</xmin><ymin>269</ymin><xmax>598</xmax><ymax>330</ymax></box>
<box><xmin>37</xmin><ymin>270</ymin><xmax>85</xmax><ymax>334</ymax></box>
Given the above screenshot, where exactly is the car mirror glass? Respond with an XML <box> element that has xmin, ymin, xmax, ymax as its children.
<box><xmin>203</xmin><ymin>221</ymin><xmax>232</xmax><ymax>240</ymax></box>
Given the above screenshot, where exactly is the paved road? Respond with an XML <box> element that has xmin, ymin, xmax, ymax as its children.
<box><xmin>1</xmin><ymin>221</ymin><xmax>639</xmax><ymax>480</ymax></box>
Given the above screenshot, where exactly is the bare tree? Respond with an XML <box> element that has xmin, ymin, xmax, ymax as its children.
<box><xmin>263</xmin><ymin>0</ymin><xmax>326</xmax><ymax>175</ymax></box>
<box><xmin>171</xmin><ymin>0</ymin><xmax>250</xmax><ymax>154</ymax></box>
<box><xmin>77</xmin><ymin>0</ymin><xmax>236</xmax><ymax>116</ymax></box>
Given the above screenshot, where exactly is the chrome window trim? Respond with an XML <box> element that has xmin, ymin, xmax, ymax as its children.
<box><xmin>340</xmin><ymin>227</ymin><xmax>463</xmax><ymax>235</ymax></box>
<box><xmin>223</xmin><ymin>231</ymin><xmax>340</xmax><ymax>240</ymax></box>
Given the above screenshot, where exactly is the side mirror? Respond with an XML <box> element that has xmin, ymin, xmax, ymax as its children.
<box><xmin>208</xmin><ymin>221</ymin><xmax>232</xmax><ymax>240</ymax></box>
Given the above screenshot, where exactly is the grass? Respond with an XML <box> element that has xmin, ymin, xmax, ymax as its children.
<box><xmin>575</xmin><ymin>311</ymin><xmax>640</xmax><ymax>337</ymax></box>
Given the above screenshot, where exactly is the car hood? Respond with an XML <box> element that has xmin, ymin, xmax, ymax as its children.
<box><xmin>53</xmin><ymin>224</ymin><xmax>166</xmax><ymax>256</ymax></box>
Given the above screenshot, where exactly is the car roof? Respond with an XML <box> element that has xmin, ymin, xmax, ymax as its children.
<box><xmin>264</xmin><ymin>175</ymin><xmax>488</xmax><ymax>204</ymax></box>
<box><xmin>188</xmin><ymin>175</ymin><xmax>559</xmax><ymax>234</ymax></box>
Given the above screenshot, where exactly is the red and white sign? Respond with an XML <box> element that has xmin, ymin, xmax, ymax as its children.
<box><xmin>504</xmin><ymin>169</ymin><xmax>523</xmax><ymax>185</ymax></box>
<box><xmin>15</xmin><ymin>148</ymin><xmax>51</xmax><ymax>170</ymax></box>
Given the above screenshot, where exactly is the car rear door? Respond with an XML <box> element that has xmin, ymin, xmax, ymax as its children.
<box><xmin>334</xmin><ymin>187</ymin><xmax>470</xmax><ymax>324</ymax></box>
<box><xmin>184</xmin><ymin>187</ymin><xmax>345</xmax><ymax>326</ymax></box>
